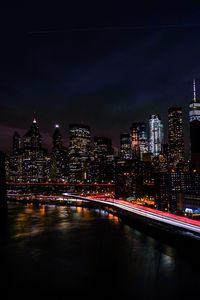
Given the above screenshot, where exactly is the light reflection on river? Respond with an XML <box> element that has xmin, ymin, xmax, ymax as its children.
<box><xmin>0</xmin><ymin>202</ymin><xmax>199</xmax><ymax>299</ymax></box>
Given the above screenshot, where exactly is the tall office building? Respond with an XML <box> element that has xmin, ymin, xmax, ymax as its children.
<box><xmin>7</xmin><ymin>118</ymin><xmax>49</xmax><ymax>183</ymax></box>
<box><xmin>130</xmin><ymin>123</ymin><xmax>148</xmax><ymax>160</ymax></box>
<box><xmin>13</xmin><ymin>131</ymin><xmax>21</xmax><ymax>155</ymax></box>
<box><xmin>68</xmin><ymin>124</ymin><xmax>91</xmax><ymax>182</ymax></box>
<box><xmin>93</xmin><ymin>137</ymin><xmax>112</xmax><ymax>160</ymax></box>
<box><xmin>120</xmin><ymin>133</ymin><xmax>132</xmax><ymax>160</ymax></box>
<box><xmin>149</xmin><ymin>114</ymin><xmax>164</xmax><ymax>156</ymax></box>
<box><xmin>0</xmin><ymin>151</ymin><xmax>7</xmax><ymax>225</ymax></box>
<box><xmin>0</xmin><ymin>151</ymin><xmax>7</xmax><ymax>203</ymax></box>
<box><xmin>92</xmin><ymin>137</ymin><xmax>114</xmax><ymax>182</ymax></box>
<box><xmin>50</xmin><ymin>124</ymin><xmax>68</xmax><ymax>181</ymax></box>
<box><xmin>23</xmin><ymin>118</ymin><xmax>42</xmax><ymax>149</ymax></box>
<box><xmin>168</xmin><ymin>107</ymin><xmax>185</xmax><ymax>168</ymax></box>
<box><xmin>189</xmin><ymin>79</ymin><xmax>200</xmax><ymax>171</ymax></box>
<box><xmin>22</xmin><ymin>118</ymin><xmax>48</xmax><ymax>182</ymax></box>
<box><xmin>7</xmin><ymin>132</ymin><xmax>23</xmax><ymax>181</ymax></box>
<box><xmin>53</xmin><ymin>124</ymin><xmax>62</xmax><ymax>150</ymax></box>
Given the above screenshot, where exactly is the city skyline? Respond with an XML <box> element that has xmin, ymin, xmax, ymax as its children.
<box><xmin>1</xmin><ymin>5</ymin><xmax>200</xmax><ymax>153</ymax></box>
<box><xmin>0</xmin><ymin>100</ymin><xmax>194</xmax><ymax>157</ymax></box>
<box><xmin>1</xmin><ymin>6</ymin><xmax>200</xmax><ymax>299</ymax></box>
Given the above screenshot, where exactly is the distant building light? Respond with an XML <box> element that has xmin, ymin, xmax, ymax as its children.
<box><xmin>185</xmin><ymin>208</ymin><xmax>193</xmax><ymax>213</ymax></box>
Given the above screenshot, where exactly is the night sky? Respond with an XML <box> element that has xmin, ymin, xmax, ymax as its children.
<box><xmin>1</xmin><ymin>3</ymin><xmax>200</xmax><ymax>154</ymax></box>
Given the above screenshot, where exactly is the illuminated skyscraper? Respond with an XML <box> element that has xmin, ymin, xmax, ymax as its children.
<box><xmin>7</xmin><ymin>119</ymin><xmax>48</xmax><ymax>182</ymax></box>
<box><xmin>23</xmin><ymin>118</ymin><xmax>42</xmax><ymax>149</ymax></box>
<box><xmin>50</xmin><ymin>124</ymin><xmax>68</xmax><ymax>181</ymax></box>
<box><xmin>189</xmin><ymin>79</ymin><xmax>200</xmax><ymax>171</ymax></box>
<box><xmin>68</xmin><ymin>124</ymin><xmax>91</xmax><ymax>182</ymax></box>
<box><xmin>149</xmin><ymin>114</ymin><xmax>164</xmax><ymax>156</ymax></box>
<box><xmin>22</xmin><ymin>118</ymin><xmax>48</xmax><ymax>182</ymax></box>
<box><xmin>120</xmin><ymin>133</ymin><xmax>132</xmax><ymax>160</ymax></box>
<box><xmin>7</xmin><ymin>132</ymin><xmax>22</xmax><ymax>181</ymax></box>
<box><xmin>0</xmin><ymin>151</ymin><xmax>7</xmax><ymax>202</ymax></box>
<box><xmin>168</xmin><ymin>107</ymin><xmax>185</xmax><ymax>168</ymax></box>
<box><xmin>130</xmin><ymin>123</ymin><xmax>148</xmax><ymax>160</ymax></box>
<box><xmin>0</xmin><ymin>151</ymin><xmax>7</xmax><ymax>224</ymax></box>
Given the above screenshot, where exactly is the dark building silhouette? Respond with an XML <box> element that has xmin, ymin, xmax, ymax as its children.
<box><xmin>115</xmin><ymin>158</ymin><xmax>143</xmax><ymax>199</ymax></box>
<box><xmin>53</xmin><ymin>124</ymin><xmax>62</xmax><ymax>150</ymax></box>
<box><xmin>13</xmin><ymin>131</ymin><xmax>21</xmax><ymax>155</ymax></box>
<box><xmin>155</xmin><ymin>171</ymin><xmax>200</xmax><ymax>212</ymax></box>
<box><xmin>91</xmin><ymin>137</ymin><xmax>114</xmax><ymax>183</ymax></box>
<box><xmin>93</xmin><ymin>137</ymin><xmax>112</xmax><ymax>159</ymax></box>
<box><xmin>50</xmin><ymin>124</ymin><xmax>68</xmax><ymax>181</ymax></box>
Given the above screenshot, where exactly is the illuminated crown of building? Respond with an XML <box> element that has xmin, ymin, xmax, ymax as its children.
<box><xmin>189</xmin><ymin>79</ymin><xmax>200</xmax><ymax>122</ymax></box>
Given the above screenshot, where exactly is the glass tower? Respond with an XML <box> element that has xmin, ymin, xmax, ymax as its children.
<box><xmin>149</xmin><ymin>114</ymin><xmax>164</xmax><ymax>156</ymax></box>
<box><xmin>168</xmin><ymin>107</ymin><xmax>185</xmax><ymax>168</ymax></box>
<box><xmin>189</xmin><ymin>79</ymin><xmax>200</xmax><ymax>170</ymax></box>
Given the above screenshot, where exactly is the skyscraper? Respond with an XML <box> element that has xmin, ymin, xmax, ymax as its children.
<box><xmin>53</xmin><ymin>124</ymin><xmax>62</xmax><ymax>150</ymax></box>
<box><xmin>0</xmin><ymin>151</ymin><xmax>7</xmax><ymax>226</ymax></box>
<box><xmin>189</xmin><ymin>79</ymin><xmax>200</xmax><ymax>171</ymax></box>
<box><xmin>93</xmin><ymin>137</ymin><xmax>112</xmax><ymax>160</ymax></box>
<box><xmin>0</xmin><ymin>152</ymin><xmax>7</xmax><ymax>202</ymax></box>
<box><xmin>22</xmin><ymin>118</ymin><xmax>48</xmax><ymax>182</ymax></box>
<box><xmin>120</xmin><ymin>133</ymin><xmax>132</xmax><ymax>160</ymax></box>
<box><xmin>12</xmin><ymin>131</ymin><xmax>21</xmax><ymax>155</ymax></box>
<box><xmin>23</xmin><ymin>118</ymin><xmax>42</xmax><ymax>149</ymax></box>
<box><xmin>92</xmin><ymin>137</ymin><xmax>114</xmax><ymax>182</ymax></box>
<box><xmin>68</xmin><ymin>124</ymin><xmax>91</xmax><ymax>182</ymax></box>
<box><xmin>50</xmin><ymin>124</ymin><xmax>68</xmax><ymax>181</ymax></box>
<box><xmin>149</xmin><ymin>114</ymin><xmax>164</xmax><ymax>156</ymax></box>
<box><xmin>7</xmin><ymin>132</ymin><xmax>22</xmax><ymax>181</ymax></box>
<box><xmin>130</xmin><ymin>123</ymin><xmax>148</xmax><ymax>160</ymax></box>
<box><xmin>168</xmin><ymin>107</ymin><xmax>185</xmax><ymax>168</ymax></box>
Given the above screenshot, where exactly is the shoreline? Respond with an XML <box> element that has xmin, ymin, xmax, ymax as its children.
<box><xmin>6</xmin><ymin>198</ymin><xmax>200</xmax><ymax>255</ymax></box>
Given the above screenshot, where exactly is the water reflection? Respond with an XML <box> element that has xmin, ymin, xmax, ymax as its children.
<box><xmin>39</xmin><ymin>204</ymin><xmax>46</xmax><ymax>217</ymax></box>
<box><xmin>0</xmin><ymin>202</ymin><xmax>199</xmax><ymax>299</ymax></box>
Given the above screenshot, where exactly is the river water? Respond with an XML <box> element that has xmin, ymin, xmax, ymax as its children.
<box><xmin>0</xmin><ymin>202</ymin><xmax>199</xmax><ymax>299</ymax></box>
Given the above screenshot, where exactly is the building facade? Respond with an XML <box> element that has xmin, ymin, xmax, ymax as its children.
<box><xmin>189</xmin><ymin>79</ymin><xmax>200</xmax><ymax>171</ymax></box>
<box><xmin>168</xmin><ymin>107</ymin><xmax>185</xmax><ymax>169</ymax></box>
<box><xmin>120</xmin><ymin>133</ymin><xmax>132</xmax><ymax>160</ymax></box>
<box><xmin>149</xmin><ymin>114</ymin><xmax>164</xmax><ymax>156</ymax></box>
<box><xmin>131</xmin><ymin>122</ymin><xmax>148</xmax><ymax>160</ymax></box>
<box><xmin>68</xmin><ymin>124</ymin><xmax>91</xmax><ymax>182</ymax></box>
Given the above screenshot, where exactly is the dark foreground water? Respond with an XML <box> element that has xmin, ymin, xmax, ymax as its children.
<box><xmin>0</xmin><ymin>202</ymin><xmax>199</xmax><ymax>299</ymax></box>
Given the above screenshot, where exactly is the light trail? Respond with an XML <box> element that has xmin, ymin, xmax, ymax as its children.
<box><xmin>63</xmin><ymin>194</ymin><xmax>200</xmax><ymax>234</ymax></box>
<box><xmin>7</xmin><ymin>192</ymin><xmax>200</xmax><ymax>234</ymax></box>
<box><xmin>89</xmin><ymin>198</ymin><xmax>200</xmax><ymax>234</ymax></box>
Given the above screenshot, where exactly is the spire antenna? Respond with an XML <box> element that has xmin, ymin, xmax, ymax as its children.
<box><xmin>33</xmin><ymin>111</ymin><xmax>37</xmax><ymax>123</ymax></box>
<box><xmin>193</xmin><ymin>79</ymin><xmax>196</xmax><ymax>102</ymax></box>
